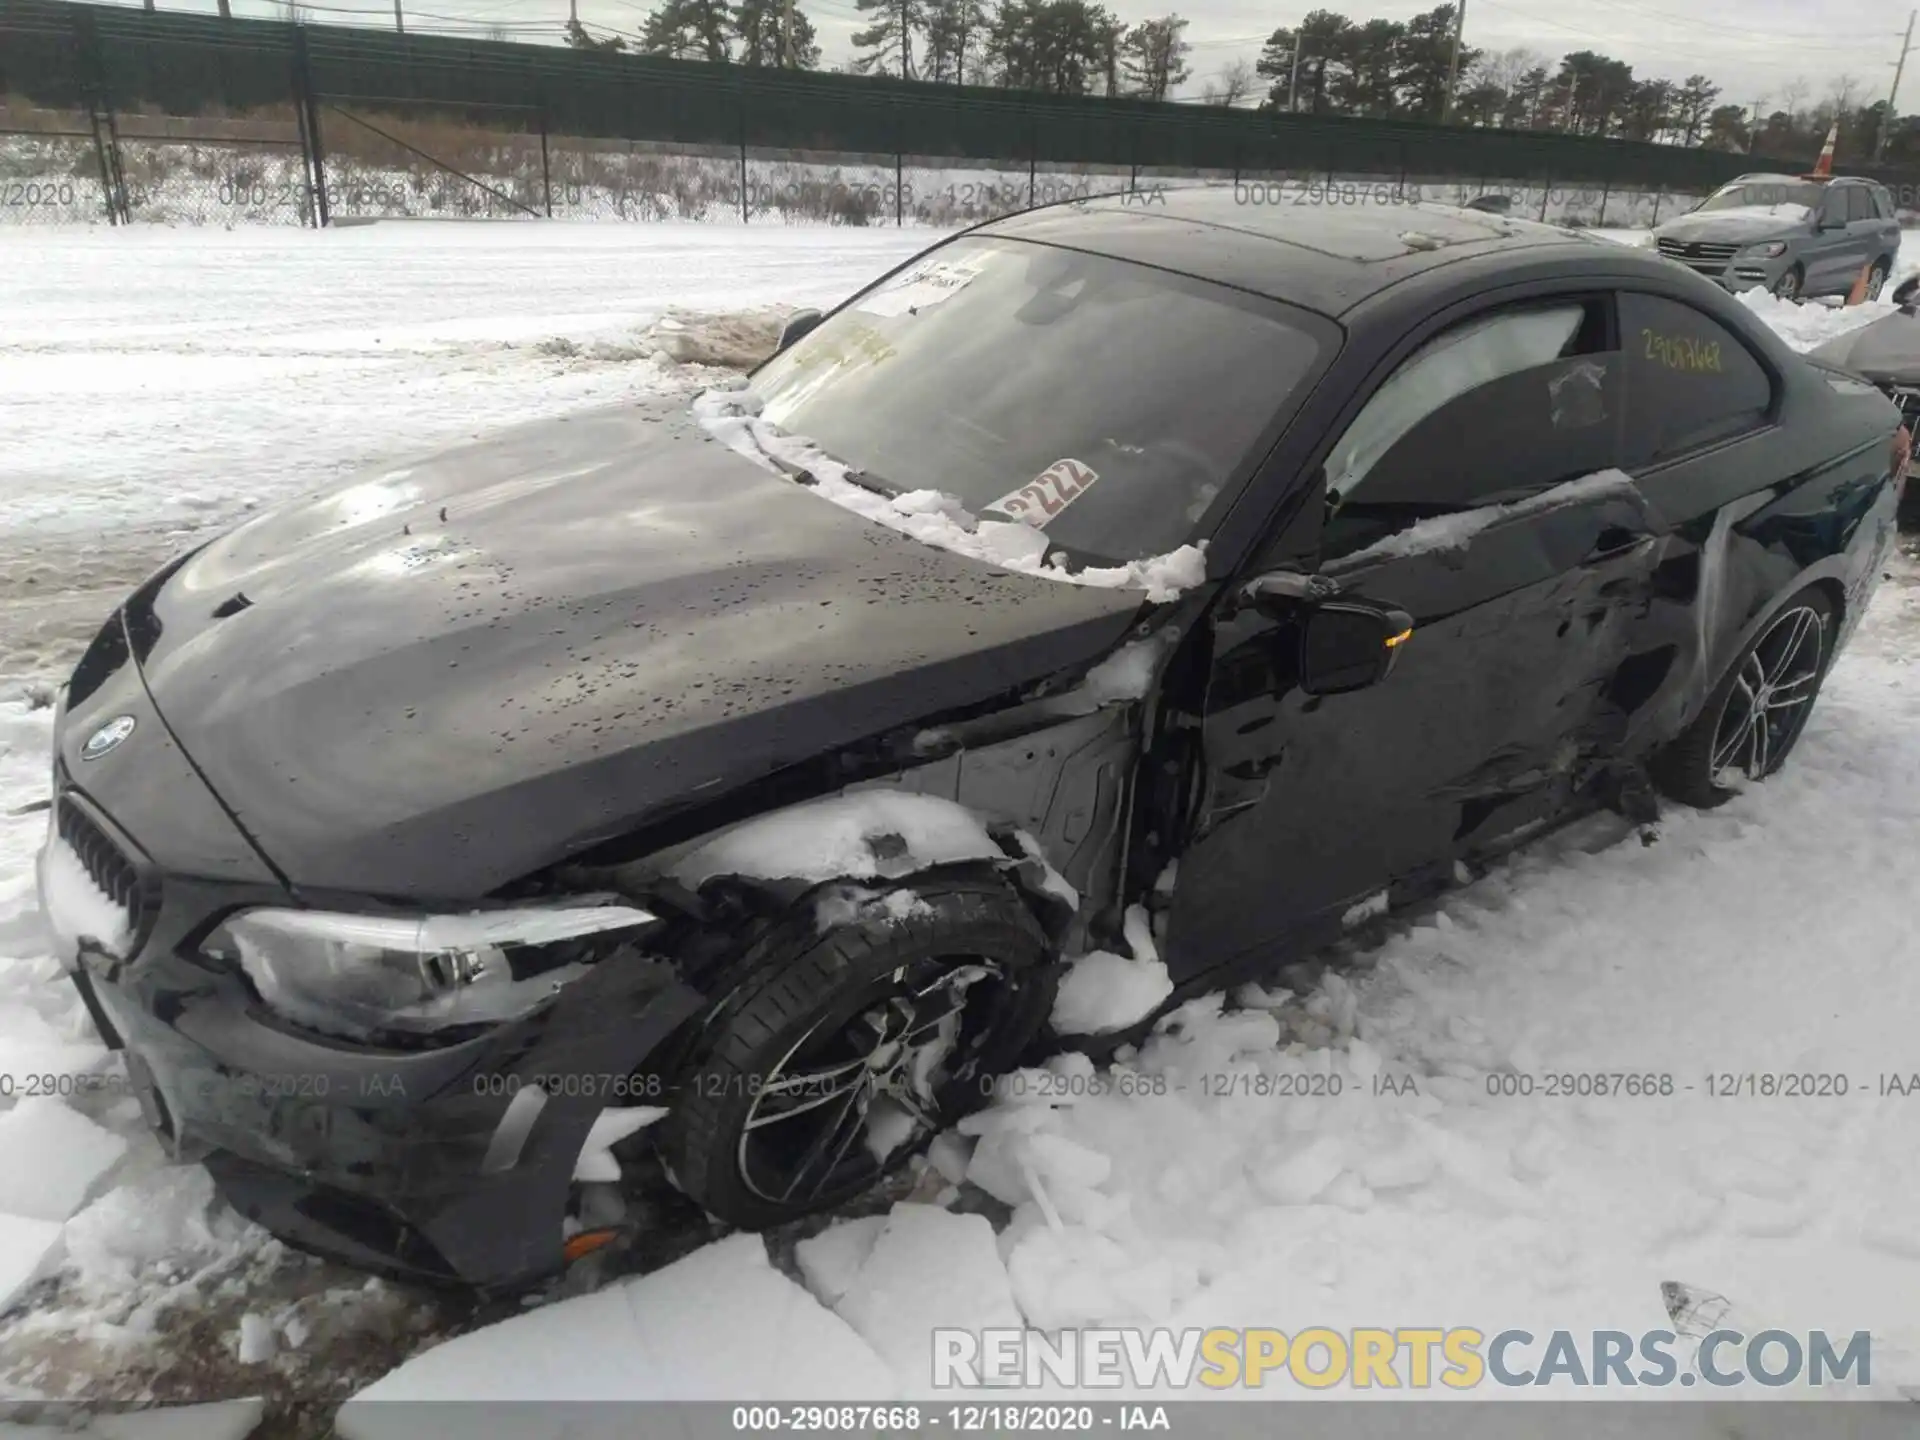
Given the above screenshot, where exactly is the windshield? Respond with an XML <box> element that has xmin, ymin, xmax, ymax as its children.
<box><xmin>1696</xmin><ymin>180</ymin><xmax>1822</xmax><ymax>216</ymax></box>
<box><xmin>741</xmin><ymin>237</ymin><xmax>1324</xmax><ymax>568</ymax></box>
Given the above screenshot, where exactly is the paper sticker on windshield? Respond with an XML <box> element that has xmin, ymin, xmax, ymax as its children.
<box><xmin>983</xmin><ymin>459</ymin><xmax>1100</xmax><ymax>528</ymax></box>
<box><xmin>855</xmin><ymin>255</ymin><xmax>989</xmax><ymax>318</ymax></box>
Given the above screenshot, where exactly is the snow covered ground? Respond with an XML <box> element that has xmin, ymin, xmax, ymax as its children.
<box><xmin>2</xmin><ymin>219</ymin><xmax>1919</xmax><ymax>1431</ymax></box>
<box><xmin>0</xmin><ymin>222</ymin><xmax>932</xmax><ymax>684</ymax></box>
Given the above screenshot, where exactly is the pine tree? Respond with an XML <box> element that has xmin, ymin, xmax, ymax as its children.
<box><xmin>850</xmin><ymin>0</ymin><xmax>927</xmax><ymax>78</ymax></box>
<box><xmin>734</xmin><ymin>0</ymin><xmax>820</xmax><ymax>66</ymax></box>
<box><xmin>639</xmin><ymin>0</ymin><xmax>734</xmax><ymax>62</ymax></box>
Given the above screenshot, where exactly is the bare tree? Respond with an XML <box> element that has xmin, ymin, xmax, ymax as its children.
<box><xmin>1826</xmin><ymin>72</ymin><xmax>1862</xmax><ymax>117</ymax></box>
<box><xmin>1199</xmin><ymin>57</ymin><xmax>1258</xmax><ymax>106</ymax></box>
<box><xmin>1780</xmin><ymin>75</ymin><xmax>1809</xmax><ymax>126</ymax></box>
<box><xmin>1466</xmin><ymin>44</ymin><xmax>1549</xmax><ymax>95</ymax></box>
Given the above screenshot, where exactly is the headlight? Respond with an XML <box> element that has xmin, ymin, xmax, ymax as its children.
<box><xmin>1745</xmin><ymin>241</ymin><xmax>1788</xmax><ymax>258</ymax></box>
<box><xmin>202</xmin><ymin>900</ymin><xmax>657</xmax><ymax>1040</ymax></box>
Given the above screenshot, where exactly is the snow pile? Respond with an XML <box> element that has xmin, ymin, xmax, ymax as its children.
<box><xmin>1693</xmin><ymin>202</ymin><xmax>1813</xmax><ymax>223</ymax></box>
<box><xmin>641</xmin><ymin>308</ymin><xmax>789</xmax><ymax>370</ymax></box>
<box><xmin>0</xmin><ymin>1098</ymin><xmax>127</xmax><ymax>1223</ymax></box>
<box><xmin>1050</xmin><ymin>904</ymin><xmax>1174</xmax><ymax>1035</ymax></box>
<box><xmin>570</xmin><ymin>1106</ymin><xmax>670</xmax><ymax>1183</ymax></box>
<box><xmin>0</xmin><ymin>1213</ymin><xmax>66</xmax><ymax>1319</ymax></box>
<box><xmin>692</xmin><ymin>386</ymin><xmax>1209</xmax><ymax>603</ymax></box>
<box><xmin>1738</xmin><ymin>287</ymin><xmax>1900</xmax><ymax>350</ymax></box>
<box><xmin>57</xmin><ymin>1164</ymin><xmax>265</xmax><ymax>1305</ymax></box>
<box><xmin>670</xmin><ymin>790</ymin><xmax>1005</xmax><ymax>888</ymax></box>
<box><xmin>1340</xmin><ymin>468</ymin><xmax>1639</xmax><ymax>564</ymax></box>
<box><xmin>336</xmin><ymin>1234</ymin><xmax>895</xmax><ymax>1422</ymax></box>
<box><xmin>826</xmin><ymin>1204</ymin><xmax>1025</xmax><ymax>1386</ymax></box>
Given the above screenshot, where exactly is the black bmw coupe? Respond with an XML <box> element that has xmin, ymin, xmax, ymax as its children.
<box><xmin>37</xmin><ymin>192</ymin><xmax>1907</xmax><ymax>1291</ymax></box>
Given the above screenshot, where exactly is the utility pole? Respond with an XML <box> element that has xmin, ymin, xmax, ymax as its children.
<box><xmin>1877</xmin><ymin>9</ymin><xmax>1916</xmax><ymax>160</ymax></box>
<box><xmin>1442</xmin><ymin>0</ymin><xmax>1467</xmax><ymax>123</ymax></box>
<box><xmin>1745</xmin><ymin>98</ymin><xmax>1765</xmax><ymax>152</ymax></box>
<box><xmin>1287</xmin><ymin>38</ymin><xmax>1306</xmax><ymax>113</ymax></box>
<box><xmin>899</xmin><ymin>0</ymin><xmax>911</xmax><ymax>78</ymax></box>
<box><xmin>393</xmin><ymin>0</ymin><xmax>404</xmax><ymax>31</ymax></box>
<box><xmin>782</xmin><ymin>0</ymin><xmax>793</xmax><ymax>66</ymax></box>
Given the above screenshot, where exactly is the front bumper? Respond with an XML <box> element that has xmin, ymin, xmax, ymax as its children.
<box><xmin>1654</xmin><ymin>243</ymin><xmax>1788</xmax><ymax>292</ymax></box>
<box><xmin>39</xmin><ymin>790</ymin><xmax>703</xmax><ymax>1292</ymax></box>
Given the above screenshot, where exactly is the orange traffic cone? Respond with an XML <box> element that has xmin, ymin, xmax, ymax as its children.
<box><xmin>1846</xmin><ymin>261</ymin><xmax>1872</xmax><ymax>306</ymax></box>
<box><xmin>1807</xmin><ymin>121</ymin><xmax>1839</xmax><ymax>179</ymax></box>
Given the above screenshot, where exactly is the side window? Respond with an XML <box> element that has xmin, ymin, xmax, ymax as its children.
<box><xmin>1846</xmin><ymin>186</ymin><xmax>1877</xmax><ymax>222</ymax></box>
<box><xmin>1875</xmin><ymin>187</ymin><xmax>1897</xmax><ymax>219</ymax></box>
<box><xmin>1320</xmin><ymin>299</ymin><xmax>1623</xmax><ymax>561</ymax></box>
<box><xmin>1619</xmin><ymin>293</ymin><xmax>1773</xmax><ymax>469</ymax></box>
<box><xmin>1820</xmin><ymin>188</ymin><xmax>1849</xmax><ymax>226</ymax></box>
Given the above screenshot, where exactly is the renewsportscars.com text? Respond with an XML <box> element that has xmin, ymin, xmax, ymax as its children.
<box><xmin>932</xmin><ymin>1326</ymin><xmax>1874</xmax><ymax>1390</ymax></box>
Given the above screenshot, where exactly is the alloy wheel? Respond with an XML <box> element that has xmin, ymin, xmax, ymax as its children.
<box><xmin>1773</xmin><ymin>267</ymin><xmax>1802</xmax><ymax>301</ymax></box>
<box><xmin>735</xmin><ymin>958</ymin><xmax>1002</xmax><ymax>1205</ymax></box>
<box><xmin>1707</xmin><ymin>603</ymin><xmax>1827</xmax><ymax>787</ymax></box>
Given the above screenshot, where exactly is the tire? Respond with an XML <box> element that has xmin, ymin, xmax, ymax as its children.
<box><xmin>1651</xmin><ymin>587</ymin><xmax>1836</xmax><ymax>809</ymax></box>
<box><xmin>1772</xmin><ymin>265</ymin><xmax>1804</xmax><ymax>302</ymax></box>
<box><xmin>1868</xmin><ymin>257</ymin><xmax>1891</xmax><ymax>301</ymax></box>
<box><xmin>661</xmin><ymin>871</ymin><xmax>1054</xmax><ymax>1229</ymax></box>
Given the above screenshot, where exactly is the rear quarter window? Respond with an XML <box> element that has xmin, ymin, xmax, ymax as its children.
<box><xmin>1619</xmin><ymin>293</ymin><xmax>1773</xmax><ymax>468</ymax></box>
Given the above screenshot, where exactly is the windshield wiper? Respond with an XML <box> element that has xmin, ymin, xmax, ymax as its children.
<box><xmin>763</xmin><ymin>445</ymin><xmax>897</xmax><ymax>498</ymax></box>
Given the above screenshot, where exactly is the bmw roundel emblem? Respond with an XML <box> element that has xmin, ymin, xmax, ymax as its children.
<box><xmin>80</xmin><ymin>715</ymin><xmax>136</xmax><ymax>761</ymax></box>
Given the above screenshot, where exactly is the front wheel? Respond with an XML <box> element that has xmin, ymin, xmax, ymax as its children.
<box><xmin>1652</xmin><ymin>587</ymin><xmax>1835</xmax><ymax>808</ymax></box>
<box><xmin>660</xmin><ymin>873</ymin><xmax>1055</xmax><ymax>1229</ymax></box>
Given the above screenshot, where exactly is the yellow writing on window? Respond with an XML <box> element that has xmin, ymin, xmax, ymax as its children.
<box><xmin>1641</xmin><ymin>328</ymin><xmax>1722</xmax><ymax>373</ymax></box>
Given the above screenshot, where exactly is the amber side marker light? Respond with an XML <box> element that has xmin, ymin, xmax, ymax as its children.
<box><xmin>563</xmin><ymin>1228</ymin><xmax>624</xmax><ymax>1263</ymax></box>
<box><xmin>1385</xmin><ymin>628</ymin><xmax>1414</xmax><ymax>648</ymax></box>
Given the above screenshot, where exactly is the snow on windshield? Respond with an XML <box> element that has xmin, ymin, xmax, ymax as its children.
<box><xmin>692</xmin><ymin>385</ymin><xmax>1209</xmax><ymax>604</ymax></box>
<box><xmin>1698</xmin><ymin>201</ymin><xmax>1812</xmax><ymax>223</ymax></box>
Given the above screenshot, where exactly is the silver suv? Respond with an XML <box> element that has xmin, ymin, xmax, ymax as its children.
<box><xmin>1652</xmin><ymin>173</ymin><xmax>1901</xmax><ymax>301</ymax></box>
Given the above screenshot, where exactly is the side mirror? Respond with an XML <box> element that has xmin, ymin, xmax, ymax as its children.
<box><xmin>777</xmin><ymin>308</ymin><xmax>824</xmax><ymax>351</ymax></box>
<box><xmin>1299</xmin><ymin>601</ymin><xmax>1414</xmax><ymax>696</ymax></box>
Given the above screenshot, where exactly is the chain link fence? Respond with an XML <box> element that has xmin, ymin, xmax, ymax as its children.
<box><xmin>5</xmin><ymin>0</ymin><xmax>1808</xmax><ymax>233</ymax></box>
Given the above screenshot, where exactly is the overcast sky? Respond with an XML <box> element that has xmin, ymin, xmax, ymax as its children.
<box><xmin>157</xmin><ymin>0</ymin><xmax>1916</xmax><ymax>115</ymax></box>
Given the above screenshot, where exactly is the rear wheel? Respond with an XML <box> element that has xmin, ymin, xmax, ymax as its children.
<box><xmin>661</xmin><ymin>873</ymin><xmax>1054</xmax><ymax>1229</ymax></box>
<box><xmin>1772</xmin><ymin>265</ymin><xmax>1804</xmax><ymax>301</ymax></box>
<box><xmin>1867</xmin><ymin>257</ymin><xmax>1891</xmax><ymax>300</ymax></box>
<box><xmin>1652</xmin><ymin>588</ymin><xmax>1835</xmax><ymax>808</ymax></box>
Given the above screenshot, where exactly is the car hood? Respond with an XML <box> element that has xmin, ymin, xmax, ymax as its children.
<box><xmin>1806</xmin><ymin>311</ymin><xmax>1920</xmax><ymax>384</ymax></box>
<box><xmin>1655</xmin><ymin>211</ymin><xmax>1802</xmax><ymax>245</ymax></box>
<box><xmin>131</xmin><ymin>399</ymin><xmax>1147</xmax><ymax>900</ymax></box>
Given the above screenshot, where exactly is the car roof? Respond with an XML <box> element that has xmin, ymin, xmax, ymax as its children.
<box><xmin>977</xmin><ymin>186</ymin><xmax>1657</xmax><ymax>319</ymax></box>
<box><xmin>1726</xmin><ymin>172</ymin><xmax>1874</xmax><ymax>186</ymax></box>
